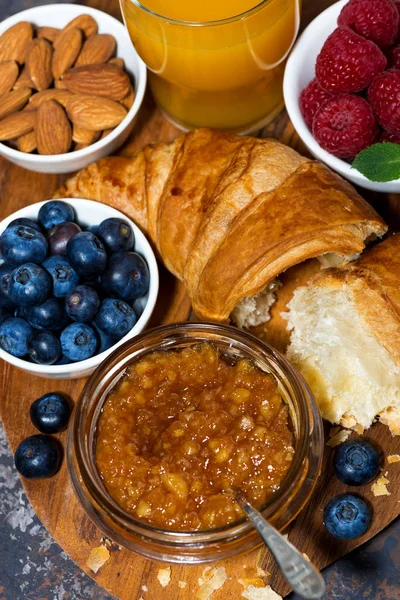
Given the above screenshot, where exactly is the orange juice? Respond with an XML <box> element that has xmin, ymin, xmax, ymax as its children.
<box><xmin>121</xmin><ymin>0</ymin><xmax>299</xmax><ymax>132</ymax></box>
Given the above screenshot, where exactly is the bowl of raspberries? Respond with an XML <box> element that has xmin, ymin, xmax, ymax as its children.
<box><xmin>284</xmin><ymin>0</ymin><xmax>400</xmax><ymax>191</ymax></box>
<box><xmin>0</xmin><ymin>199</ymin><xmax>159</xmax><ymax>379</ymax></box>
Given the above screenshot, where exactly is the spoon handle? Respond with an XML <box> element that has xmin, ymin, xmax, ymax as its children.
<box><xmin>236</xmin><ymin>493</ymin><xmax>325</xmax><ymax>600</ymax></box>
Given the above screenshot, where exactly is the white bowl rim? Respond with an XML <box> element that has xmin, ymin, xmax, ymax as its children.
<box><xmin>0</xmin><ymin>4</ymin><xmax>147</xmax><ymax>165</ymax></box>
<box><xmin>283</xmin><ymin>0</ymin><xmax>400</xmax><ymax>190</ymax></box>
<box><xmin>0</xmin><ymin>198</ymin><xmax>159</xmax><ymax>375</ymax></box>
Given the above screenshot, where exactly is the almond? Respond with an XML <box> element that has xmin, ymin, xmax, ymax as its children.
<box><xmin>26</xmin><ymin>38</ymin><xmax>53</xmax><ymax>91</ymax></box>
<box><xmin>0</xmin><ymin>87</ymin><xmax>32</xmax><ymax>120</ymax></box>
<box><xmin>72</xmin><ymin>124</ymin><xmax>100</xmax><ymax>145</ymax></box>
<box><xmin>13</xmin><ymin>67</ymin><xmax>34</xmax><ymax>90</ymax></box>
<box><xmin>108</xmin><ymin>57</ymin><xmax>124</xmax><ymax>71</ymax></box>
<box><xmin>16</xmin><ymin>129</ymin><xmax>37</xmax><ymax>153</ymax></box>
<box><xmin>37</xmin><ymin>26</ymin><xmax>60</xmax><ymax>44</ymax></box>
<box><xmin>75</xmin><ymin>34</ymin><xmax>116</xmax><ymax>66</ymax></box>
<box><xmin>74</xmin><ymin>142</ymin><xmax>90</xmax><ymax>151</ymax></box>
<box><xmin>62</xmin><ymin>15</ymin><xmax>98</xmax><ymax>39</ymax></box>
<box><xmin>52</xmin><ymin>27</ymin><xmax>83</xmax><ymax>80</ymax></box>
<box><xmin>120</xmin><ymin>86</ymin><xmax>135</xmax><ymax>110</ymax></box>
<box><xmin>0</xmin><ymin>110</ymin><xmax>36</xmax><ymax>140</ymax></box>
<box><xmin>54</xmin><ymin>78</ymin><xmax>67</xmax><ymax>90</ymax></box>
<box><xmin>62</xmin><ymin>64</ymin><xmax>130</xmax><ymax>101</ymax></box>
<box><xmin>0</xmin><ymin>22</ymin><xmax>33</xmax><ymax>65</ymax></box>
<box><xmin>0</xmin><ymin>61</ymin><xmax>19</xmax><ymax>96</ymax></box>
<box><xmin>36</xmin><ymin>100</ymin><xmax>72</xmax><ymax>155</ymax></box>
<box><xmin>26</xmin><ymin>89</ymin><xmax>73</xmax><ymax>111</ymax></box>
<box><xmin>66</xmin><ymin>94</ymin><xmax>127</xmax><ymax>131</ymax></box>
<box><xmin>100</xmin><ymin>127</ymin><xmax>115</xmax><ymax>139</ymax></box>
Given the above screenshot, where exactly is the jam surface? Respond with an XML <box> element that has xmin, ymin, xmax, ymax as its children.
<box><xmin>96</xmin><ymin>343</ymin><xmax>295</xmax><ymax>531</ymax></box>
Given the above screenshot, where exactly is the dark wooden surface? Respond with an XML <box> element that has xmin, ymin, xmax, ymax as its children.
<box><xmin>0</xmin><ymin>1</ymin><xmax>399</xmax><ymax>600</ymax></box>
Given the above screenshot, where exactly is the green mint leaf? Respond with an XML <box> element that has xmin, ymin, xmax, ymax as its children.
<box><xmin>352</xmin><ymin>142</ymin><xmax>400</xmax><ymax>182</ymax></box>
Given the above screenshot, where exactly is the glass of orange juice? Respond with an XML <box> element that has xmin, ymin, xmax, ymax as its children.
<box><xmin>120</xmin><ymin>0</ymin><xmax>300</xmax><ymax>133</ymax></box>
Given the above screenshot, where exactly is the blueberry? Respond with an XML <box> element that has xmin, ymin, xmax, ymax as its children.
<box><xmin>66</xmin><ymin>285</ymin><xmax>100</xmax><ymax>323</ymax></box>
<box><xmin>324</xmin><ymin>493</ymin><xmax>370</xmax><ymax>540</ymax></box>
<box><xmin>30</xmin><ymin>393</ymin><xmax>71</xmax><ymax>434</ymax></box>
<box><xmin>27</xmin><ymin>330</ymin><xmax>61</xmax><ymax>365</ymax></box>
<box><xmin>42</xmin><ymin>255</ymin><xmax>79</xmax><ymax>298</ymax></box>
<box><xmin>67</xmin><ymin>232</ymin><xmax>107</xmax><ymax>278</ymax></box>
<box><xmin>0</xmin><ymin>225</ymin><xmax>48</xmax><ymax>266</ymax></box>
<box><xmin>54</xmin><ymin>354</ymin><xmax>71</xmax><ymax>365</ymax></box>
<box><xmin>101</xmin><ymin>252</ymin><xmax>150</xmax><ymax>302</ymax></box>
<box><xmin>0</xmin><ymin>306</ymin><xmax>12</xmax><ymax>326</ymax></box>
<box><xmin>0</xmin><ymin>264</ymin><xmax>16</xmax><ymax>308</ymax></box>
<box><xmin>0</xmin><ymin>317</ymin><xmax>34</xmax><ymax>357</ymax></box>
<box><xmin>334</xmin><ymin>438</ymin><xmax>380</xmax><ymax>486</ymax></box>
<box><xmin>95</xmin><ymin>298</ymin><xmax>137</xmax><ymax>340</ymax></box>
<box><xmin>8</xmin><ymin>263</ymin><xmax>51</xmax><ymax>307</ymax></box>
<box><xmin>6</xmin><ymin>218</ymin><xmax>42</xmax><ymax>233</ymax></box>
<box><xmin>60</xmin><ymin>323</ymin><xmax>98</xmax><ymax>362</ymax></box>
<box><xmin>25</xmin><ymin>298</ymin><xmax>67</xmax><ymax>331</ymax></box>
<box><xmin>85</xmin><ymin>224</ymin><xmax>98</xmax><ymax>235</ymax></box>
<box><xmin>14</xmin><ymin>435</ymin><xmax>61</xmax><ymax>479</ymax></box>
<box><xmin>93</xmin><ymin>323</ymin><xmax>115</xmax><ymax>353</ymax></box>
<box><xmin>38</xmin><ymin>200</ymin><xmax>75</xmax><ymax>231</ymax></box>
<box><xmin>48</xmin><ymin>221</ymin><xmax>81</xmax><ymax>256</ymax></box>
<box><xmin>97</xmin><ymin>218</ymin><xmax>134</xmax><ymax>253</ymax></box>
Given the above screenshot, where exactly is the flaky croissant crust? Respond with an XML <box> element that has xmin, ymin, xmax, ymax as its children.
<box><xmin>56</xmin><ymin>128</ymin><xmax>387</xmax><ymax>321</ymax></box>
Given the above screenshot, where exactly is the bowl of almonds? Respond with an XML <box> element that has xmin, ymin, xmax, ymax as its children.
<box><xmin>0</xmin><ymin>4</ymin><xmax>147</xmax><ymax>173</ymax></box>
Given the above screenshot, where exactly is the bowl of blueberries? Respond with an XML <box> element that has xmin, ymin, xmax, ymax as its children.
<box><xmin>0</xmin><ymin>198</ymin><xmax>159</xmax><ymax>379</ymax></box>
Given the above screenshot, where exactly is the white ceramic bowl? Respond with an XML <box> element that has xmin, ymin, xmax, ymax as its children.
<box><xmin>284</xmin><ymin>0</ymin><xmax>400</xmax><ymax>193</ymax></box>
<box><xmin>0</xmin><ymin>199</ymin><xmax>159</xmax><ymax>379</ymax></box>
<box><xmin>0</xmin><ymin>4</ymin><xmax>147</xmax><ymax>174</ymax></box>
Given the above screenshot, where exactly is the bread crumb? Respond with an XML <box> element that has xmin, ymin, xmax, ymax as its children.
<box><xmin>388</xmin><ymin>454</ymin><xmax>400</xmax><ymax>464</ymax></box>
<box><xmin>86</xmin><ymin>544</ymin><xmax>110</xmax><ymax>574</ymax></box>
<box><xmin>352</xmin><ymin>424</ymin><xmax>364</xmax><ymax>435</ymax></box>
<box><xmin>257</xmin><ymin>567</ymin><xmax>269</xmax><ymax>577</ymax></box>
<box><xmin>371</xmin><ymin>476</ymin><xmax>391</xmax><ymax>496</ymax></box>
<box><xmin>178</xmin><ymin>581</ymin><xmax>187</xmax><ymax>589</ymax></box>
<box><xmin>242</xmin><ymin>585</ymin><xmax>282</xmax><ymax>600</ymax></box>
<box><xmin>302</xmin><ymin>553</ymin><xmax>310</xmax><ymax>562</ymax></box>
<box><xmin>327</xmin><ymin>429</ymin><xmax>351</xmax><ymax>447</ymax></box>
<box><xmin>198</xmin><ymin>567</ymin><xmax>212</xmax><ymax>586</ymax></box>
<box><xmin>157</xmin><ymin>567</ymin><xmax>171</xmax><ymax>587</ymax></box>
<box><xmin>141</xmin><ymin>585</ymin><xmax>148</xmax><ymax>592</ymax></box>
<box><xmin>196</xmin><ymin>567</ymin><xmax>227</xmax><ymax>600</ymax></box>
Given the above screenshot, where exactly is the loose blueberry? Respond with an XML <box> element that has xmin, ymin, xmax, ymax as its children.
<box><xmin>48</xmin><ymin>221</ymin><xmax>81</xmax><ymax>256</ymax></box>
<box><xmin>14</xmin><ymin>435</ymin><xmax>61</xmax><ymax>479</ymax></box>
<box><xmin>0</xmin><ymin>317</ymin><xmax>34</xmax><ymax>357</ymax></box>
<box><xmin>25</xmin><ymin>298</ymin><xmax>68</xmax><ymax>331</ymax></box>
<box><xmin>101</xmin><ymin>252</ymin><xmax>150</xmax><ymax>302</ymax></box>
<box><xmin>67</xmin><ymin>232</ymin><xmax>107</xmax><ymax>278</ymax></box>
<box><xmin>93</xmin><ymin>323</ymin><xmax>115</xmax><ymax>353</ymax></box>
<box><xmin>6</xmin><ymin>217</ymin><xmax>42</xmax><ymax>233</ymax></box>
<box><xmin>95</xmin><ymin>298</ymin><xmax>136</xmax><ymax>340</ymax></box>
<box><xmin>0</xmin><ymin>225</ymin><xmax>48</xmax><ymax>266</ymax></box>
<box><xmin>324</xmin><ymin>493</ymin><xmax>370</xmax><ymax>540</ymax></box>
<box><xmin>38</xmin><ymin>200</ymin><xmax>75</xmax><ymax>231</ymax></box>
<box><xmin>66</xmin><ymin>285</ymin><xmax>100</xmax><ymax>323</ymax></box>
<box><xmin>97</xmin><ymin>218</ymin><xmax>134</xmax><ymax>253</ymax></box>
<box><xmin>8</xmin><ymin>263</ymin><xmax>51</xmax><ymax>307</ymax></box>
<box><xmin>0</xmin><ymin>264</ymin><xmax>16</xmax><ymax>308</ymax></box>
<box><xmin>334</xmin><ymin>438</ymin><xmax>380</xmax><ymax>486</ymax></box>
<box><xmin>60</xmin><ymin>323</ymin><xmax>98</xmax><ymax>361</ymax></box>
<box><xmin>0</xmin><ymin>306</ymin><xmax>12</xmax><ymax>326</ymax></box>
<box><xmin>28</xmin><ymin>330</ymin><xmax>61</xmax><ymax>365</ymax></box>
<box><xmin>42</xmin><ymin>255</ymin><xmax>79</xmax><ymax>298</ymax></box>
<box><xmin>30</xmin><ymin>392</ymin><xmax>71</xmax><ymax>434</ymax></box>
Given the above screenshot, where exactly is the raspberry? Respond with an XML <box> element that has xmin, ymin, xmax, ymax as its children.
<box><xmin>338</xmin><ymin>0</ymin><xmax>399</xmax><ymax>48</ymax></box>
<box><xmin>312</xmin><ymin>95</ymin><xmax>378</xmax><ymax>158</ymax></box>
<box><xmin>387</xmin><ymin>45</ymin><xmax>400</xmax><ymax>69</ymax></box>
<box><xmin>368</xmin><ymin>69</ymin><xmax>400</xmax><ymax>133</ymax></box>
<box><xmin>380</xmin><ymin>131</ymin><xmax>400</xmax><ymax>143</ymax></box>
<box><xmin>316</xmin><ymin>27</ymin><xmax>387</xmax><ymax>93</ymax></box>
<box><xmin>300</xmin><ymin>78</ymin><xmax>333</xmax><ymax>128</ymax></box>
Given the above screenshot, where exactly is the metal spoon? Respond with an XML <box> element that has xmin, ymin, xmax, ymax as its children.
<box><xmin>235</xmin><ymin>491</ymin><xmax>325</xmax><ymax>600</ymax></box>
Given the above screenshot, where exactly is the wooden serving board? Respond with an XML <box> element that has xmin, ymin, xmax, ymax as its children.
<box><xmin>1</xmin><ymin>1</ymin><xmax>400</xmax><ymax>599</ymax></box>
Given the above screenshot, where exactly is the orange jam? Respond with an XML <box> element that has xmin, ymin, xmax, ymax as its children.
<box><xmin>96</xmin><ymin>343</ymin><xmax>294</xmax><ymax>531</ymax></box>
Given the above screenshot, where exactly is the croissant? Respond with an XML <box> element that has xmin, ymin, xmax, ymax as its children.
<box><xmin>56</xmin><ymin>128</ymin><xmax>386</xmax><ymax>324</ymax></box>
<box><xmin>286</xmin><ymin>234</ymin><xmax>400</xmax><ymax>435</ymax></box>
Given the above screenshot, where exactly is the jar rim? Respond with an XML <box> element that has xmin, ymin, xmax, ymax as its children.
<box><xmin>67</xmin><ymin>322</ymin><xmax>323</xmax><ymax>560</ymax></box>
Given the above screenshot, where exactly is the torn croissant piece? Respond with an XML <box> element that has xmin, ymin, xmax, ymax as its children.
<box><xmin>286</xmin><ymin>234</ymin><xmax>400</xmax><ymax>436</ymax></box>
<box><xmin>55</xmin><ymin>128</ymin><xmax>386</xmax><ymax>323</ymax></box>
